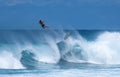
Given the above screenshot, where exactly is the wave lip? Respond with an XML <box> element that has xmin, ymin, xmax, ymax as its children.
<box><xmin>20</xmin><ymin>50</ymin><xmax>59</xmax><ymax>69</ymax></box>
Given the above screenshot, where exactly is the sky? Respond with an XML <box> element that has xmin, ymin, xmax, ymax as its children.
<box><xmin>0</xmin><ymin>0</ymin><xmax>120</xmax><ymax>30</ymax></box>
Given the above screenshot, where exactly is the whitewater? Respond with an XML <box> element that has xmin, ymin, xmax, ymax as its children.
<box><xmin>0</xmin><ymin>30</ymin><xmax>120</xmax><ymax>77</ymax></box>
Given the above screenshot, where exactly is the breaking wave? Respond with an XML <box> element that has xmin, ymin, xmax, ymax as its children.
<box><xmin>0</xmin><ymin>30</ymin><xmax>120</xmax><ymax>69</ymax></box>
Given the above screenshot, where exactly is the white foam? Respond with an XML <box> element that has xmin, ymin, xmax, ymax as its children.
<box><xmin>1</xmin><ymin>31</ymin><xmax>120</xmax><ymax>69</ymax></box>
<box><xmin>0</xmin><ymin>51</ymin><xmax>24</xmax><ymax>69</ymax></box>
<box><xmin>63</xmin><ymin>31</ymin><xmax>120</xmax><ymax>64</ymax></box>
<box><xmin>86</xmin><ymin>32</ymin><xmax>120</xmax><ymax>64</ymax></box>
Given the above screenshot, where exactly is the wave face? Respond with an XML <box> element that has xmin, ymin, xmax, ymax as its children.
<box><xmin>0</xmin><ymin>30</ymin><xmax>120</xmax><ymax>69</ymax></box>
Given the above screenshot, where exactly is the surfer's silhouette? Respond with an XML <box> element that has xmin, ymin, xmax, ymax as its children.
<box><xmin>39</xmin><ymin>20</ymin><xmax>49</xmax><ymax>29</ymax></box>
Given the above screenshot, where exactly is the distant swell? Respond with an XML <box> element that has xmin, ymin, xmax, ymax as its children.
<box><xmin>0</xmin><ymin>30</ymin><xmax>120</xmax><ymax>69</ymax></box>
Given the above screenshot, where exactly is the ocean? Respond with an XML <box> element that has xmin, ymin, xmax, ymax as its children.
<box><xmin>0</xmin><ymin>30</ymin><xmax>120</xmax><ymax>77</ymax></box>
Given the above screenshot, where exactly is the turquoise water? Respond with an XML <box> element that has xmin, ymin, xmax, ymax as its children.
<box><xmin>0</xmin><ymin>30</ymin><xmax>120</xmax><ymax>77</ymax></box>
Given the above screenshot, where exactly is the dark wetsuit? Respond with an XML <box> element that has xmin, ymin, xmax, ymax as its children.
<box><xmin>39</xmin><ymin>20</ymin><xmax>49</xmax><ymax>29</ymax></box>
<box><xmin>39</xmin><ymin>20</ymin><xmax>45</xmax><ymax>28</ymax></box>
<box><xmin>41</xmin><ymin>24</ymin><xmax>46</xmax><ymax>29</ymax></box>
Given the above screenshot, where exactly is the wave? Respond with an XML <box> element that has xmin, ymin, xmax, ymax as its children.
<box><xmin>0</xmin><ymin>30</ymin><xmax>120</xmax><ymax>69</ymax></box>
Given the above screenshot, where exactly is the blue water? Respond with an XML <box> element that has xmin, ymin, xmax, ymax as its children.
<box><xmin>0</xmin><ymin>30</ymin><xmax>120</xmax><ymax>77</ymax></box>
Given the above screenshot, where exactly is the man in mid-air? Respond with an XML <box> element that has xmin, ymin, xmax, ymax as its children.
<box><xmin>39</xmin><ymin>20</ymin><xmax>49</xmax><ymax>29</ymax></box>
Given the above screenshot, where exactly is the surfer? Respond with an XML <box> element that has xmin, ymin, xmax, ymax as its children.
<box><xmin>39</xmin><ymin>20</ymin><xmax>49</xmax><ymax>29</ymax></box>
